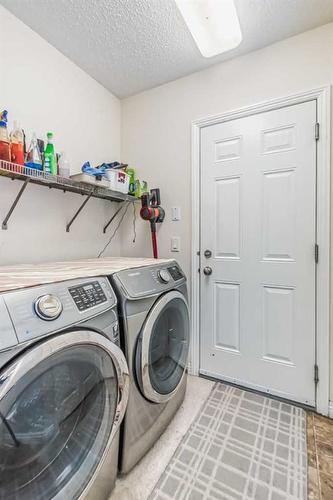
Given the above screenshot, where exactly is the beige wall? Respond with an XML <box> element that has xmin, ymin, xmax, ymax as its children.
<box><xmin>0</xmin><ymin>6</ymin><xmax>122</xmax><ymax>264</ymax></box>
<box><xmin>121</xmin><ymin>23</ymin><xmax>333</xmax><ymax>399</ymax></box>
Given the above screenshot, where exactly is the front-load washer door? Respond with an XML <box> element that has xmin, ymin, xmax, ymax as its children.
<box><xmin>136</xmin><ymin>291</ymin><xmax>189</xmax><ymax>403</ymax></box>
<box><xmin>0</xmin><ymin>330</ymin><xmax>129</xmax><ymax>500</ymax></box>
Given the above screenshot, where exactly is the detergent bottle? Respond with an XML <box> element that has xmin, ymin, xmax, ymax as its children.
<box><xmin>43</xmin><ymin>132</ymin><xmax>57</xmax><ymax>175</ymax></box>
<box><xmin>10</xmin><ymin>122</ymin><xmax>24</xmax><ymax>165</ymax></box>
<box><xmin>0</xmin><ymin>110</ymin><xmax>10</xmax><ymax>162</ymax></box>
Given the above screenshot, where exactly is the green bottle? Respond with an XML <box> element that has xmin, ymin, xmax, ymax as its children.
<box><xmin>43</xmin><ymin>132</ymin><xmax>57</xmax><ymax>175</ymax></box>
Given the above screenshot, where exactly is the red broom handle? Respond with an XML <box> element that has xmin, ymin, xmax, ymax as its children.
<box><xmin>151</xmin><ymin>222</ymin><xmax>158</xmax><ymax>259</ymax></box>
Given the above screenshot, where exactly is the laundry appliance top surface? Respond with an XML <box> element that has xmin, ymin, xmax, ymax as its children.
<box><xmin>0</xmin><ymin>257</ymin><xmax>173</xmax><ymax>293</ymax></box>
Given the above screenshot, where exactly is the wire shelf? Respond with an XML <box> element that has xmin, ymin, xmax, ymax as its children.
<box><xmin>0</xmin><ymin>160</ymin><xmax>134</xmax><ymax>202</ymax></box>
<box><xmin>0</xmin><ymin>160</ymin><xmax>136</xmax><ymax>231</ymax></box>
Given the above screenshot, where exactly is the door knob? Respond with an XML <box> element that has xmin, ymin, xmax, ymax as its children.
<box><xmin>203</xmin><ymin>266</ymin><xmax>212</xmax><ymax>276</ymax></box>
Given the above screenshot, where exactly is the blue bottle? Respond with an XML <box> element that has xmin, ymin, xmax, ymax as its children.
<box><xmin>25</xmin><ymin>133</ymin><xmax>43</xmax><ymax>171</ymax></box>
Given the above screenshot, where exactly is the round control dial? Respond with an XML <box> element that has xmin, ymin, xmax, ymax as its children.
<box><xmin>158</xmin><ymin>269</ymin><xmax>171</xmax><ymax>284</ymax></box>
<box><xmin>35</xmin><ymin>294</ymin><xmax>63</xmax><ymax>320</ymax></box>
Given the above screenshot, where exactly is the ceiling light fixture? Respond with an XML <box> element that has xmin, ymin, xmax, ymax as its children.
<box><xmin>175</xmin><ymin>0</ymin><xmax>242</xmax><ymax>58</ymax></box>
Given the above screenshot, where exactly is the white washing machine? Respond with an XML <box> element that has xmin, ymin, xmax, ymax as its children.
<box><xmin>0</xmin><ymin>277</ymin><xmax>129</xmax><ymax>500</ymax></box>
<box><xmin>110</xmin><ymin>261</ymin><xmax>190</xmax><ymax>474</ymax></box>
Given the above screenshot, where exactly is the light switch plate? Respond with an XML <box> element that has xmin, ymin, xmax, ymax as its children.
<box><xmin>171</xmin><ymin>236</ymin><xmax>181</xmax><ymax>252</ymax></box>
<box><xmin>171</xmin><ymin>207</ymin><xmax>181</xmax><ymax>221</ymax></box>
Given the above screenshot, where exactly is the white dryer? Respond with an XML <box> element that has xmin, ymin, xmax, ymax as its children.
<box><xmin>0</xmin><ymin>277</ymin><xmax>129</xmax><ymax>500</ymax></box>
<box><xmin>110</xmin><ymin>261</ymin><xmax>189</xmax><ymax>474</ymax></box>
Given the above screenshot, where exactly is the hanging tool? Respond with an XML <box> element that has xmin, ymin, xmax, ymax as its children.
<box><xmin>140</xmin><ymin>188</ymin><xmax>165</xmax><ymax>258</ymax></box>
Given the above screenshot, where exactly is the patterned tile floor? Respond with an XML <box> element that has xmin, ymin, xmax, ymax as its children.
<box><xmin>307</xmin><ymin>412</ymin><xmax>333</xmax><ymax>499</ymax></box>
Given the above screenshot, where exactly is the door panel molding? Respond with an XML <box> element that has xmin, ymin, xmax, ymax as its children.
<box><xmin>190</xmin><ymin>86</ymin><xmax>331</xmax><ymax>416</ymax></box>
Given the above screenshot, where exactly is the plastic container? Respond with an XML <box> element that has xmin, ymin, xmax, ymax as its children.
<box><xmin>0</xmin><ymin>110</ymin><xmax>10</xmax><ymax>162</ymax></box>
<box><xmin>70</xmin><ymin>173</ymin><xmax>110</xmax><ymax>188</ymax></box>
<box><xmin>126</xmin><ymin>168</ymin><xmax>136</xmax><ymax>194</ymax></box>
<box><xmin>58</xmin><ymin>151</ymin><xmax>71</xmax><ymax>178</ymax></box>
<box><xmin>133</xmin><ymin>179</ymin><xmax>141</xmax><ymax>198</ymax></box>
<box><xmin>105</xmin><ymin>169</ymin><xmax>130</xmax><ymax>194</ymax></box>
<box><xmin>10</xmin><ymin>121</ymin><xmax>24</xmax><ymax>165</ymax></box>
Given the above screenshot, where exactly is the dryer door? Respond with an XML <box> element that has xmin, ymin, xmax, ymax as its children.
<box><xmin>0</xmin><ymin>330</ymin><xmax>129</xmax><ymax>500</ymax></box>
<box><xmin>137</xmin><ymin>291</ymin><xmax>189</xmax><ymax>403</ymax></box>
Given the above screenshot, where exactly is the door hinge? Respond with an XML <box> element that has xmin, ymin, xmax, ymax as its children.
<box><xmin>315</xmin><ymin>122</ymin><xmax>320</xmax><ymax>141</ymax></box>
<box><xmin>314</xmin><ymin>364</ymin><xmax>319</xmax><ymax>384</ymax></box>
<box><xmin>315</xmin><ymin>243</ymin><xmax>319</xmax><ymax>263</ymax></box>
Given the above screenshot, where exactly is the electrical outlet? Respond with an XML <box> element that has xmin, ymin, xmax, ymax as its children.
<box><xmin>171</xmin><ymin>237</ymin><xmax>181</xmax><ymax>252</ymax></box>
<box><xmin>171</xmin><ymin>207</ymin><xmax>181</xmax><ymax>221</ymax></box>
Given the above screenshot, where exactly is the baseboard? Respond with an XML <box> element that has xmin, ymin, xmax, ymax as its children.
<box><xmin>328</xmin><ymin>402</ymin><xmax>333</xmax><ymax>419</ymax></box>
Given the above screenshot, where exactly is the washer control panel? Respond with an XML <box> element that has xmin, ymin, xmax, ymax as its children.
<box><xmin>2</xmin><ymin>277</ymin><xmax>116</xmax><ymax>344</ymax></box>
<box><xmin>69</xmin><ymin>281</ymin><xmax>107</xmax><ymax>311</ymax></box>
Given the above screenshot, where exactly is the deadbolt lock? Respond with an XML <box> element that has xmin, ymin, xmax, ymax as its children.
<box><xmin>204</xmin><ymin>249</ymin><xmax>212</xmax><ymax>258</ymax></box>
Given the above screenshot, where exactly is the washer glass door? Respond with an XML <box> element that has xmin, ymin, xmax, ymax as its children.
<box><xmin>138</xmin><ymin>291</ymin><xmax>189</xmax><ymax>403</ymax></box>
<box><xmin>0</xmin><ymin>331</ymin><xmax>128</xmax><ymax>500</ymax></box>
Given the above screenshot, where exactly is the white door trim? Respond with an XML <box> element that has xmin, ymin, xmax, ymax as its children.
<box><xmin>190</xmin><ymin>86</ymin><xmax>331</xmax><ymax>415</ymax></box>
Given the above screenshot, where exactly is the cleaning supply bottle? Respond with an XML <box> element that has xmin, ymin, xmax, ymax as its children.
<box><xmin>134</xmin><ymin>179</ymin><xmax>142</xmax><ymax>198</ymax></box>
<box><xmin>43</xmin><ymin>132</ymin><xmax>57</xmax><ymax>174</ymax></box>
<box><xmin>10</xmin><ymin>122</ymin><xmax>24</xmax><ymax>165</ymax></box>
<box><xmin>0</xmin><ymin>110</ymin><xmax>10</xmax><ymax>162</ymax></box>
<box><xmin>25</xmin><ymin>133</ymin><xmax>43</xmax><ymax>171</ymax></box>
<box><xmin>127</xmin><ymin>168</ymin><xmax>136</xmax><ymax>194</ymax></box>
<box><xmin>58</xmin><ymin>151</ymin><xmax>70</xmax><ymax>178</ymax></box>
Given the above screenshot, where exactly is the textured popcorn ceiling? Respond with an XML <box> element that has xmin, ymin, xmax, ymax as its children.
<box><xmin>2</xmin><ymin>0</ymin><xmax>333</xmax><ymax>98</ymax></box>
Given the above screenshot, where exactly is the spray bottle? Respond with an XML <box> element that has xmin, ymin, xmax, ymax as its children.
<box><xmin>10</xmin><ymin>122</ymin><xmax>24</xmax><ymax>165</ymax></box>
<box><xmin>0</xmin><ymin>110</ymin><xmax>10</xmax><ymax>162</ymax></box>
<box><xmin>25</xmin><ymin>133</ymin><xmax>43</xmax><ymax>171</ymax></box>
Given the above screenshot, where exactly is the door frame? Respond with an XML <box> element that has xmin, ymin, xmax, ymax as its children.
<box><xmin>190</xmin><ymin>86</ymin><xmax>331</xmax><ymax>415</ymax></box>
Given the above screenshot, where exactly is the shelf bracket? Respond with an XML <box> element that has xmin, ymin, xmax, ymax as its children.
<box><xmin>103</xmin><ymin>203</ymin><xmax>125</xmax><ymax>233</ymax></box>
<box><xmin>2</xmin><ymin>178</ymin><xmax>30</xmax><ymax>230</ymax></box>
<box><xmin>66</xmin><ymin>191</ymin><xmax>93</xmax><ymax>232</ymax></box>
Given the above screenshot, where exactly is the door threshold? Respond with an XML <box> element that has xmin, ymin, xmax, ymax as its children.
<box><xmin>199</xmin><ymin>373</ymin><xmax>315</xmax><ymax>413</ymax></box>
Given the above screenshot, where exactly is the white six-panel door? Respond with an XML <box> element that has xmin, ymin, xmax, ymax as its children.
<box><xmin>200</xmin><ymin>100</ymin><xmax>317</xmax><ymax>406</ymax></box>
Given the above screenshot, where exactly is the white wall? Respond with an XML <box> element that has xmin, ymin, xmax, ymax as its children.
<box><xmin>0</xmin><ymin>6</ymin><xmax>122</xmax><ymax>264</ymax></box>
<box><xmin>121</xmin><ymin>23</ymin><xmax>333</xmax><ymax>397</ymax></box>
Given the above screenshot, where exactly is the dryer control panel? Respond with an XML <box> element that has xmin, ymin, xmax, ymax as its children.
<box><xmin>112</xmin><ymin>262</ymin><xmax>186</xmax><ymax>299</ymax></box>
